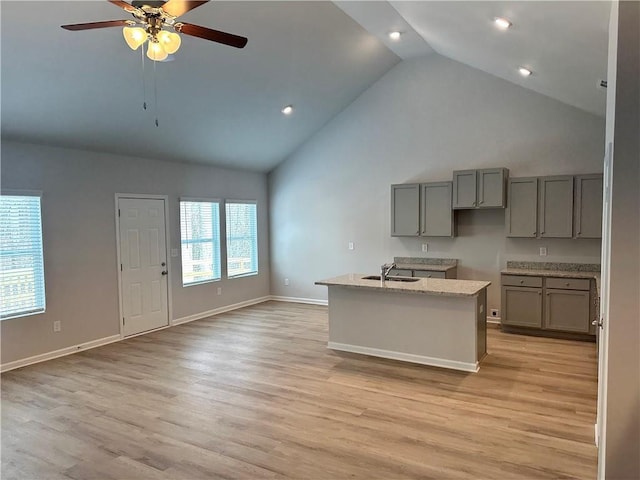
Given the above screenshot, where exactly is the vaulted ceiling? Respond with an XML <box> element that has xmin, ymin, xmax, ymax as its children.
<box><xmin>1</xmin><ymin>1</ymin><xmax>610</xmax><ymax>172</ymax></box>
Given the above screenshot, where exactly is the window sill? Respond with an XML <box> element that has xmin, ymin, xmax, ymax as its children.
<box><xmin>1</xmin><ymin>309</ymin><xmax>46</xmax><ymax>321</ymax></box>
<box><xmin>227</xmin><ymin>272</ymin><xmax>259</xmax><ymax>280</ymax></box>
<box><xmin>182</xmin><ymin>278</ymin><xmax>222</xmax><ymax>288</ymax></box>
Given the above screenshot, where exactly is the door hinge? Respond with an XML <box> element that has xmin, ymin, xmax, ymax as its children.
<box><xmin>120</xmin><ymin>264</ymin><xmax>123</xmax><ymax>272</ymax></box>
<box><xmin>118</xmin><ymin>209</ymin><xmax>121</xmax><ymax>217</ymax></box>
<box><xmin>123</xmin><ymin>317</ymin><xmax>125</xmax><ymax>325</ymax></box>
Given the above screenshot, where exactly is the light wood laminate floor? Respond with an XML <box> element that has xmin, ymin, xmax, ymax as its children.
<box><xmin>2</xmin><ymin>302</ymin><xmax>598</xmax><ymax>479</ymax></box>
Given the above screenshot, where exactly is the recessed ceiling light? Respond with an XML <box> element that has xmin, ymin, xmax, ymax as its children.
<box><xmin>388</xmin><ymin>31</ymin><xmax>402</xmax><ymax>41</ymax></box>
<box><xmin>494</xmin><ymin>17</ymin><xmax>512</xmax><ymax>30</ymax></box>
<box><xmin>518</xmin><ymin>67</ymin><xmax>532</xmax><ymax>77</ymax></box>
<box><xmin>281</xmin><ymin>105</ymin><xmax>294</xmax><ymax>115</ymax></box>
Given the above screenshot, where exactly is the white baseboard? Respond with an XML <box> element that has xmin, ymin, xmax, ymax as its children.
<box><xmin>2</xmin><ymin>296</ymin><xmax>273</xmax><ymax>373</ymax></box>
<box><xmin>327</xmin><ymin>341</ymin><xmax>479</xmax><ymax>373</ymax></box>
<box><xmin>487</xmin><ymin>316</ymin><xmax>501</xmax><ymax>324</ymax></box>
<box><xmin>172</xmin><ymin>296</ymin><xmax>272</xmax><ymax>326</ymax></box>
<box><xmin>270</xmin><ymin>295</ymin><xmax>328</xmax><ymax>306</ymax></box>
<box><xmin>1</xmin><ymin>334</ymin><xmax>121</xmax><ymax>373</ymax></box>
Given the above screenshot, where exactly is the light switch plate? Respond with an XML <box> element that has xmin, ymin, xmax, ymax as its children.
<box><xmin>348</xmin><ymin>242</ymin><xmax>354</xmax><ymax>250</ymax></box>
<box><xmin>284</xmin><ymin>278</ymin><xmax>289</xmax><ymax>286</ymax></box>
<box><xmin>539</xmin><ymin>247</ymin><xmax>548</xmax><ymax>256</ymax></box>
<box><xmin>171</xmin><ymin>248</ymin><xmax>179</xmax><ymax>257</ymax></box>
<box><xmin>422</xmin><ymin>243</ymin><xmax>428</xmax><ymax>252</ymax></box>
<box><xmin>217</xmin><ymin>287</ymin><xmax>222</xmax><ymax>295</ymax></box>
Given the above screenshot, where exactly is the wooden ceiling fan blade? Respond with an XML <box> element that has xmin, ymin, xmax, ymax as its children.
<box><xmin>61</xmin><ymin>20</ymin><xmax>131</xmax><ymax>31</ymax></box>
<box><xmin>107</xmin><ymin>0</ymin><xmax>138</xmax><ymax>13</ymax></box>
<box><xmin>176</xmin><ymin>23</ymin><xmax>247</xmax><ymax>49</ymax></box>
<box><xmin>161</xmin><ymin>1</ymin><xmax>208</xmax><ymax>18</ymax></box>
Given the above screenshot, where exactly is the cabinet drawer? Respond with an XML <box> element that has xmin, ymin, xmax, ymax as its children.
<box><xmin>413</xmin><ymin>270</ymin><xmax>446</xmax><ymax>279</ymax></box>
<box><xmin>545</xmin><ymin>277</ymin><xmax>590</xmax><ymax>291</ymax></box>
<box><xmin>501</xmin><ymin>275</ymin><xmax>542</xmax><ymax>288</ymax></box>
<box><xmin>388</xmin><ymin>269</ymin><xmax>412</xmax><ymax>277</ymax></box>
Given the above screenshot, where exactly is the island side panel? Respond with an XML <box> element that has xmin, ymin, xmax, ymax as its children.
<box><xmin>327</xmin><ymin>286</ymin><xmax>478</xmax><ymax>371</ymax></box>
<box><xmin>476</xmin><ymin>288</ymin><xmax>487</xmax><ymax>362</ymax></box>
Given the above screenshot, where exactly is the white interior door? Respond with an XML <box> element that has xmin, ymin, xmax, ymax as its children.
<box><xmin>118</xmin><ymin>197</ymin><xmax>169</xmax><ymax>336</ymax></box>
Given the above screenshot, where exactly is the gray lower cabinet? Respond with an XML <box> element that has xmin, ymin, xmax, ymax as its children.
<box><xmin>544</xmin><ymin>289</ymin><xmax>591</xmax><ymax>333</ymax></box>
<box><xmin>389</xmin><ymin>268</ymin><xmax>456</xmax><ymax>279</ymax></box>
<box><xmin>421</xmin><ymin>182</ymin><xmax>454</xmax><ymax>237</ymax></box>
<box><xmin>539</xmin><ymin>176</ymin><xmax>574</xmax><ymax>238</ymax></box>
<box><xmin>501</xmin><ymin>274</ymin><xmax>595</xmax><ymax>337</ymax></box>
<box><xmin>413</xmin><ymin>270</ymin><xmax>447</xmax><ymax>279</ymax></box>
<box><xmin>391</xmin><ymin>184</ymin><xmax>420</xmax><ymax>236</ymax></box>
<box><xmin>501</xmin><ymin>286</ymin><xmax>543</xmax><ymax>328</ymax></box>
<box><xmin>574</xmin><ymin>174</ymin><xmax>603</xmax><ymax>239</ymax></box>
<box><xmin>453</xmin><ymin>168</ymin><xmax>508</xmax><ymax>209</ymax></box>
<box><xmin>506</xmin><ymin>177</ymin><xmax>538</xmax><ymax>237</ymax></box>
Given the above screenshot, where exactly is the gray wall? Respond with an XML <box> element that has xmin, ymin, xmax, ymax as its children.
<box><xmin>0</xmin><ymin>141</ymin><xmax>270</xmax><ymax>364</ymax></box>
<box><xmin>604</xmin><ymin>1</ymin><xmax>640</xmax><ymax>477</ymax></box>
<box><xmin>269</xmin><ymin>54</ymin><xmax>605</xmax><ymax>312</ymax></box>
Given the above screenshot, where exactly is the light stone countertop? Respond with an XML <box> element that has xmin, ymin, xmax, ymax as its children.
<box><xmin>315</xmin><ymin>273</ymin><xmax>490</xmax><ymax>298</ymax></box>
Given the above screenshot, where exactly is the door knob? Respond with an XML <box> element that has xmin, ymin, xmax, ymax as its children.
<box><xmin>161</xmin><ymin>271</ymin><xmax>168</xmax><ymax>275</ymax></box>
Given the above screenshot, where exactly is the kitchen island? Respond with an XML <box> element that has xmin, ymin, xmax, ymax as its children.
<box><xmin>315</xmin><ymin>274</ymin><xmax>491</xmax><ymax>372</ymax></box>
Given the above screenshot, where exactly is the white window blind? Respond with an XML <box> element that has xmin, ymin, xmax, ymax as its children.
<box><xmin>180</xmin><ymin>200</ymin><xmax>221</xmax><ymax>286</ymax></box>
<box><xmin>226</xmin><ymin>201</ymin><xmax>258</xmax><ymax>278</ymax></box>
<box><xmin>0</xmin><ymin>195</ymin><xmax>46</xmax><ymax>320</ymax></box>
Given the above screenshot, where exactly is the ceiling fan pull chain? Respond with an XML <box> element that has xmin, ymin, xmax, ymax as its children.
<box><xmin>141</xmin><ymin>43</ymin><xmax>147</xmax><ymax>111</ymax></box>
<box><xmin>153</xmin><ymin>58</ymin><xmax>159</xmax><ymax>127</ymax></box>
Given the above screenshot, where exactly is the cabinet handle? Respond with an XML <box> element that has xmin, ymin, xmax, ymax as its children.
<box><xmin>565</xmin><ymin>282</ymin><xmax>570</xmax><ymax>287</ymax></box>
<box><xmin>416</xmin><ymin>230</ymin><xmax>419</xmax><ymax>234</ymax></box>
<box><xmin>520</xmin><ymin>280</ymin><xmax>524</xmax><ymax>284</ymax></box>
<box><xmin>546</xmin><ymin>292</ymin><xmax>550</xmax><ymax>295</ymax></box>
<box><xmin>473</xmin><ymin>201</ymin><xmax>477</xmax><ymax>206</ymax></box>
<box><xmin>479</xmin><ymin>201</ymin><xmax>484</xmax><ymax>204</ymax></box>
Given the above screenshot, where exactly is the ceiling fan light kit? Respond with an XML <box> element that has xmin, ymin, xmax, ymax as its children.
<box><xmin>62</xmin><ymin>0</ymin><xmax>248</xmax><ymax>61</ymax></box>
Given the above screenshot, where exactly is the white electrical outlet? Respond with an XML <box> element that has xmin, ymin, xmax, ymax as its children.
<box><xmin>53</xmin><ymin>321</ymin><xmax>61</xmax><ymax>332</ymax></box>
<box><xmin>422</xmin><ymin>243</ymin><xmax>428</xmax><ymax>252</ymax></box>
<box><xmin>539</xmin><ymin>247</ymin><xmax>548</xmax><ymax>256</ymax></box>
<box><xmin>490</xmin><ymin>309</ymin><xmax>499</xmax><ymax>317</ymax></box>
<box><xmin>217</xmin><ymin>287</ymin><xmax>222</xmax><ymax>295</ymax></box>
<box><xmin>284</xmin><ymin>278</ymin><xmax>289</xmax><ymax>286</ymax></box>
<box><xmin>348</xmin><ymin>242</ymin><xmax>354</xmax><ymax>250</ymax></box>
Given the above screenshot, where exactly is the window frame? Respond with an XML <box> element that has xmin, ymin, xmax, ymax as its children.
<box><xmin>179</xmin><ymin>197</ymin><xmax>222</xmax><ymax>287</ymax></box>
<box><xmin>0</xmin><ymin>189</ymin><xmax>46</xmax><ymax>321</ymax></box>
<box><xmin>225</xmin><ymin>199</ymin><xmax>258</xmax><ymax>279</ymax></box>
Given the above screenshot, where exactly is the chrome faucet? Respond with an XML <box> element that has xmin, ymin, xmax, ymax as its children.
<box><xmin>381</xmin><ymin>262</ymin><xmax>396</xmax><ymax>281</ymax></box>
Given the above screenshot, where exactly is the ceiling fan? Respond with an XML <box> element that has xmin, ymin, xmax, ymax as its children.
<box><xmin>61</xmin><ymin>0</ymin><xmax>248</xmax><ymax>61</ymax></box>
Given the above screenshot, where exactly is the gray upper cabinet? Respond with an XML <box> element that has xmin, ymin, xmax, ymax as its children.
<box><xmin>421</xmin><ymin>182</ymin><xmax>454</xmax><ymax>237</ymax></box>
<box><xmin>452</xmin><ymin>170</ymin><xmax>477</xmax><ymax>208</ymax></box>
<box><xmin>574</xmin><ymin>174</ymin><xmax>603</xmax><ymax>239</ymax></box>
<box><xmin>506</xmin><ymin>177</ymin><xmax>538</xmax><ymax>238</ymax></box>
<box><xmin>391</xmin><ymin>184</ymin><xmax>420</xmax><ymax>236</ymax></box>
<box><xmin>539</xmin><ymin>176</ymin><xmax>574</xmax><ymax>238</ymax></box>
<box><xmin>478</xmin><ymin>168</ymin><xmax>508</xmax><ymax>208</ymax></box>
<box><xmin>453</xmin><ymin>168</ymin><xmax>507</xmax><ymax>209</ymax></box>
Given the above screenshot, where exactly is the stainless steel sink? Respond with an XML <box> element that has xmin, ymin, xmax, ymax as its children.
<box><xmin>362</xmin><ymin>275</ymin><xmax>420</xmax><ymax>283</ymax></box>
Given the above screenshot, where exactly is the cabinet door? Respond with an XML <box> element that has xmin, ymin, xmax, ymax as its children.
<box><xmin>391</xmin><ymin>184</ymin><xmax>420</xmax><ymax>236</ymax></box>
<box><xmin>421</xmin><ymin>182</ymin><xmax>454</xmax><ymax>237</ymax></box>
<box><xmin>452</xmin><ymin>170</ymin><xmax>477</xmax><ymax>209</ymax></box>
<box><xmin>544</xmin><ymin>289</ymin><xmax>590</xmax><ymax>333</ymax></box>
<box><xmin>501</xmin><ymin>286</ymin><xmax>542</xmax><ymax>328</ymax></box>
<box><xmin>574</xmin><ymin>174</ymin><xmax>603</xmax><ymax>239</ymax></box>
<box><xmin>539</xmin><ymin>176</ymin><xmax>574</xmax><ymax>238</ymax></box>
<box><xmin>505</xmin><ymin>178</ymin><xmax>538</xmax><ymax>238</ymax></box>
<box><xmin>413</xmin><ymin>270</ymin><xmax>446</xmax><ymax>279</ymax></box>
<box><xmin>478</xmin><ymin>168</ymin><xmax>507</xmax><ymax>208</ymax></box>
